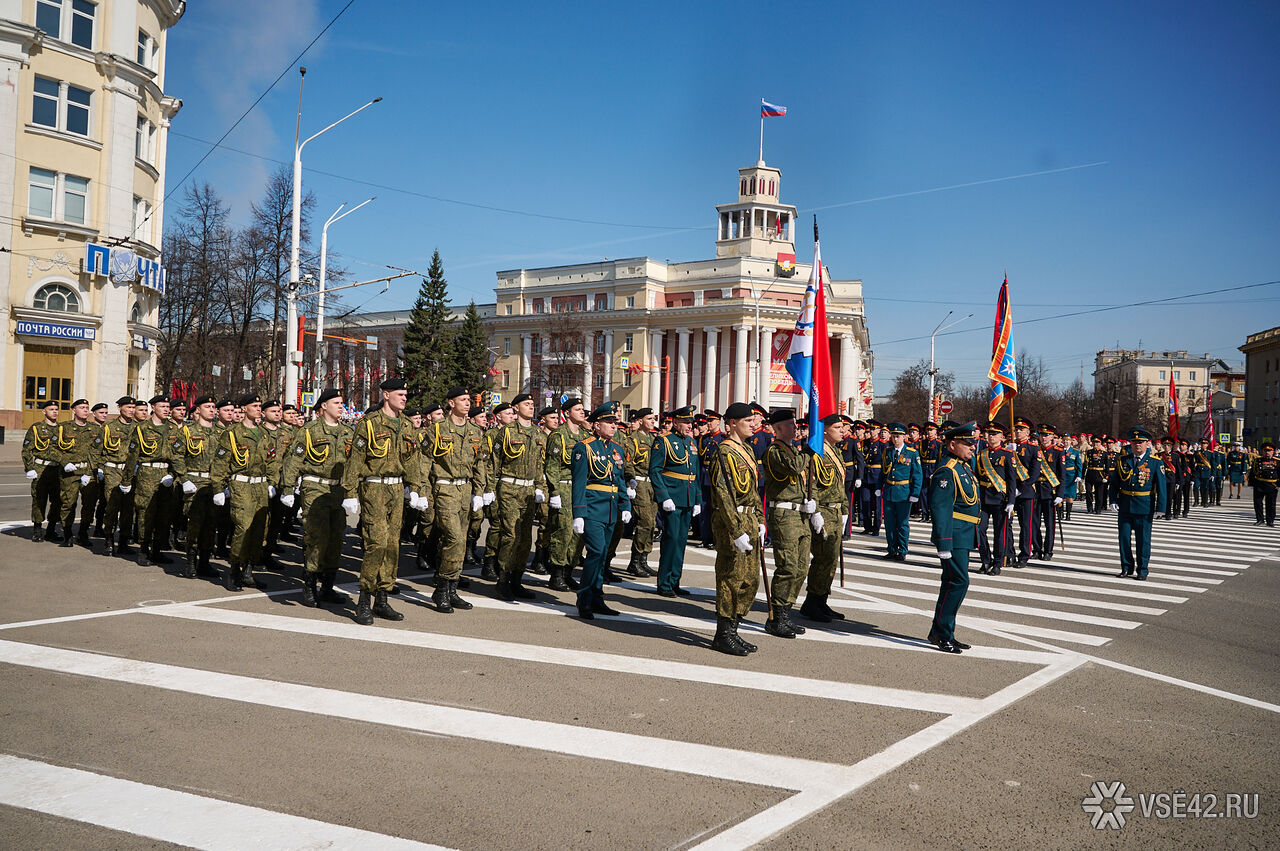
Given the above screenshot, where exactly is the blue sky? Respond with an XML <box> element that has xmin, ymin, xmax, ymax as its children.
<box><xmin>164</xmin><ymin>0</ymin><xmax>1280</xmax><ymax>389</ymax></box>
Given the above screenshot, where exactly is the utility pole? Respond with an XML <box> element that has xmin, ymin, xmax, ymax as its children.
<box><xmin>927</xmin><ymin>310</ymin><xmax>971</xmax><ymax>423</ymax></box>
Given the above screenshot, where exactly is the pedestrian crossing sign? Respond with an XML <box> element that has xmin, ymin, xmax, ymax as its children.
<box><xmin>620</xmin><ymin>356</ymin><xmax>630</xmax><ymax>370</ymax></box>
<box><xmin>1219</xmin><ymin>433</ymin><xmax>1230</xmax><ymax>443</ymax></box>
<box><xmin>301</xmin><ymin>392</ymin><xmax>316</xmax><ymax>408</ymax></box>
<box><xmin>490</xmin><ymin>392</ymin><xmax>501</xmax><ymax>404</ymax></box>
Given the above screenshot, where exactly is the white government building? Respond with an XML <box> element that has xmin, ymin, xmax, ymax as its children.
<box><xmin>486</xmin><ymin>160</ymin><xmax>875</xmax><ymax>419</ymax></box>
<box><xmin>0</xmin><ymin>0</ymin><xmax>182</xmax><ymax>428</ymax></box>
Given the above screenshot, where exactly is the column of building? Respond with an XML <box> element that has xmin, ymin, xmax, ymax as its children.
<box><xmin>734</xmin><ymin>325</ymin><xmax>749</xmax><ymax>402</ymax></box>
<box><xmin>583</xmin><ymin>331</ymin><xmax>594</xmax><ymax>404</ymax></box>
<box><xmin>757</xmin><ymin>326</ymin><xmax>774</xmax><ymax>404</ymax></box>
<box><xmin>703</xmin><ymin>327</ymin><xmax>719</xmax><ymax>412</ymax></box>
<box><xmin>839</xmin><ymin>333</ymin><xmax>855</xmax><ymax>413</ymax></box>
<box><xmin>648</xmin><ymin>329</ymin><xmax>662</xmax><ymax>412</ymax></box>
<box><xmin>603</xmin><ymin>330</ymin><xmax>614</xmax><ymax>402</ymax></box>
<box><xmin>520</xmin><ymin>334</ymin><xmax>532</xmax><ymax>392</ymax></box>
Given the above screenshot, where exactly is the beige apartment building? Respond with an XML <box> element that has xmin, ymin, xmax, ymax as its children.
<box><xmin>0</xmin><ymin>0</ymin><xmax>182</xmax><ymax>429</ymax></box>
<box><xmin>1240</xmin><ymin>326</ymin><xmax>1280</xmax><ymax>447</ymax></box>
<box><xmin>486</xmin><ymin>161</ymin><xmax>875</xmax><ymax>419</ymax></box>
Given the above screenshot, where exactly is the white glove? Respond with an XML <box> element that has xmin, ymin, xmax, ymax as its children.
<box><xmin>661</xmin><ymin>498</ymin><xmax>676</xmax><ymax>513</ymax></box>
<box><xmin>159</xmin><ymin>474</ymin><xmax>174</xmax><ymax>487</ymax></box>
<box><xmin>535</xmin><ymin>488</ymin><xmax>546</xmax><ymax>503</ymax></box>
<box><xmin>875</xmin><ymin>489</ymin><xmax>882</xmax><ymax>497</ymax></box>
<box><xmin>572</xmin><ymin>517</ymin><xmax>585</xmax><ymax>534</ymax></box>
<box><xmin>26</xmin><ymin>469</ymin><xmax>38</xmax><ymax>480</ymax></box>
<box><xmin>627</xmin><ymin>479</ymin><xmax>637</xmax><ymax>490</ymax></box>
<box><xmin>854</xmin><ymin>479</ymin><xmax>862</xmax><ymax>489</ymax></box>
<box><xmin>342</xmin><ymin>497</ymin><xmax>360</xmax><ymax>516</ymax></box>
<box><xmin>759</xmin><ymin>523</ymin><xmax>767</xmax><ymax>543</ymax></box>
<box><xmin>841</xmin><ymin>514</ymin><xmax>849</xmax><ymax>528</ymax></box>
<box><xmin>280</xmin><ymin>493</ymin><xmax>295</xmax><ymax>509</ymax></box>
<box><xmin>549</xmin><ymin>494</ymin><xmax>562</xmax><ymax>509</ymax></box>
<box><xmin>119</xmin><ymin>484</ymin><xmax>132</xmax><ymax>494</ymax></box>
<box><xmin>622</xmin><ymin>510</ymin><xmax>632</xmax><ymax>524</ymax></box>
<box><xmin>212</xmin><ymin>490</ymin><xmax>226</xmax><ymax>507</ymax></box>
<box><xmin>692</xmin><ymin>504</ymin><xmax>702</xmax><ymax>517</ymax></box>
<box><xmin>96</xmin><ymin>469</ymin><xmax>104</xmax><ymax>481</ymax></box>
<box><xmin>811</xmin><ymin>512</ymin><xmax>825</xmax><ymax>535</ymax></box>
<box><xmin>733</xmin><ymin>533</ymin><xmax>753</xmax><ymax>553</ymax></box>
<box><xmin>626</xmin><ymin>487</ymin><xmax>636</xmax><ymax>499</ymax></box>
<box><xmin>408</xmin><ymin>491</ymin><xmax>420</xmax><ymax>505</ymax></box>
<box><xmin>802</xmin><ymin>498</ymin><xmax>817</xmax><ymax>513</ymax></box>
<box><xmin>909</xmin><ymin>495</ymin><xmax>919</xmax><ymax>503</ymax></box>
<box><xmin>1006</xmin><ymin>502</ymin><xmax>1016</xmax><ymax>514</ymax></box>
<box><xmin>411</xmin><ymin>495</ymin><xmax>429</xmax><ymax>511</ymax></box>
<box><xmin>1109</xmin><ymin>503</ymin><xmax>1119</xmax><ymax>512</ymax></box>
<box><xmin>937</xmin><ymin>551</ymin><xmax>952</xmax><ymax>560</ymax></box>
<box><xmin>1054</xmin><ymin>496</ymin><xmax>1063</xmax><ymax>506</ymax></box>
<box><xmin>483</xmin><ymin>491</ymin><xmax>495</xmax><ymax>505</ymax></box>
<box><xmin>80</xmin><ymin>474</ymin><xmax>90</xmax><ymax>486</ymax></box>
<box><xmin>182</xmin><ymin>480</ymin><xmax>197</xmax><ymax>495</ymax></box>
<box><xmin>268</xmin><ymin>485</ymin><xmax>277</xmax><ymax>498</ymax></box>
<box><xmin>471</xmin><ymin>495</ymin><xmax>484</xmax><ymax>511</ymax></box>
<box><xmin>64</xmin><ymin>462</ymin><xmax>76</xmax><ymax>472</ymax></box>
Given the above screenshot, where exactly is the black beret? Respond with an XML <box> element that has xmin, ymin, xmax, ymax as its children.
<box><xmin>536</xmin><ymin>406</ymin><xmax>557</xmax><ymax>419</ymax></box>
<box><xmin>216</xmin><ymin>399</ymin><xmax>234</xmax><ymax>409</ymax></box>
<box><xmin>723</xmin><ymin>402</ymin><xmax>753</xmax><ymax>420</ymax></box>
<box><xmin>91</xmin><ymin>402</ymin><xmax>108</xmax><ymax>411</ymax></box>
<box><xmin>313</xmin><ymin>389</ymin><xmax>341</xmax><ymax>410</ymax></box>
<box><xmin>422</xmin><ymin>403</ymin><xmax>441</xmax><ymax>416</ymax></box>
<box><xmin>512</xmin><ymin>393</ymin><xmax>533</xmax><ymax>405</ymax></box>
<box><xmin>492</xmin><ymin>402</ymin><xmax>512</xmax><ymax>415</ymax></box>
<box><xmin>634</xmin><ymin>407</ymin><xmax>654</xmax><ymax>418</ymax></box>
<box><xmin>40</xmin><ymin>399</ymin><xmax>59</xmax><ymax>409</ymax></box>
<box><xmin>282</xmin><ymin>404</ymin><xmax>298</xmax><ymax>413</ymax></box>
<box><xmin>238</xmin><ymin>394</ymin><xmax>260</xmax><ymax>407</ymax></box>
<box><xmin>116</xmin><ymin>396</ymin><xmax>135</xmax><ymax>406</ymax></box>
<box><xmin>71</xmin><ymin>398</ymin><xmax>88</xmax><ymax>408</ymax></box>
<box><xmin>380</xmin><ymin>377</ymin><xmax>406</xmax><ymax>392</ymax></box>
<box><xmin>191</xmin><ymin>395</ymin><xmax>216</xmax><ymax>407</ymax></box>
<box><xmin>262</xmin><ymin>399</ymin><xmax>282</xmax><ymax>411</ymax></box>
<box><xmin>404</xmin><ymin>409</ymin><xmax>420</xmax><ymax>418</ymax></box>
<box><xmin>149</xmin><ymin>394</ymin><xmax>169</xmax><ymax>405</ymax></box>
<box><xmin>446</xmin><ymin>386</ymin><xmax>469</xmax><ymax>400</ymax></box>
<box><xmin>365</xmin><ymin>404</ymin><xmax>380</xmax><ymax>415</ymax></box>
<box><xmin>768</xmin><ymin>408</ymin><xmax>795</xmax><ymax>425</ymax></box>
<box><xmin>560</xmin><ymin>397</ymin><xmax>583</xmax><ymax>412</ymax></box>
<box><xmin>821</xmin><ymin>412</ymin><xmax>843</xmax><ymax>427</ymax></box>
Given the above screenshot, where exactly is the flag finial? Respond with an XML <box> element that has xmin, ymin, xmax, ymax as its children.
<box><xmin>812</xmin><ymin>215</ymin><xmax>819</xmax><ymax>243</ymax></box>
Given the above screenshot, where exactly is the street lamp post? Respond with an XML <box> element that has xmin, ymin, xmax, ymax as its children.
<box><xmin>927</xmin><ymin>310</ymin><xmax>971</xmax><ymax>422</ymax></box>
<box><xmin>314</xmin><ymin>197</ymin><xmax>374</xmax><ymax>388</ymax></box>
<box><xmin>285</xmin><ymin>67</ymin><xmax>380</xmax><ymax>406</ymax></box>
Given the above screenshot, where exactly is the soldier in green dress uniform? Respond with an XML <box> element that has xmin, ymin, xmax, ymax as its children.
<box><xmin>52</xmin><ymin>399</ymin><xmax>98</xmax><ymax>547</ymax></box>
<box><xmin>545</xmin><ymin>398</ymin><xmax>588</xmax><ymax>592</ymax></box>
<box><xmin>421</xmin><ymin>387</ymin><xmax>486</xmax><ymax>613</ymax></box>
<box><xmin>927</xmin><ymin>421</ymin><xmax>982</xmax><ymax>654</ymax></box>
<box><xmin>708</xmin><ymin>402</ymin><xmax>765</xmax><ymax>656</ymax></box>
<box><xmin>341</xmin><ymin>378</ymin><xmax>425</xmax><ymax>624</ymax></box>
<box><xmin>479</xmin><ymin>403</ymin><xmax>516</xmax><ymax>579</ymax></box>
<box><xmin>210</xmin><ymin>394</ymin><xmax>273</xmax><ymax>590</ymax></box>
<box><xmin>1108</xmin><ymin>426</ymin><xmax>1167</xmax><ymax>580</ymax></box>
<box><xmin>96</xmin><ymin>397</ymin><xmax>137</xmax><ymax>556</ymax></box>
<box><xmin>799</xmin><ymin>413</ymin><xmax>851</xmax><ymax>624</ymax></box>
<box><xmin>762</xmin><ymin>408</ymin><xmax>810</xmax><ymax>638</ymax></box>
<box><xmin>490</xmin><ymin>393</ymin><xmax>547</xmax><ymax>601</ymax></box>
<box><xmin>281</xmin><ymin>389</ymin><xmax>353</xmax><ymax>607</ymax></box>
<box><xmin>22</xmin><ymin>399</ymin><xmax>63</xmax><ymax>542</ymax></box>
<box><xmin>570</xmin><ymin>402</ymin><xmax>631</xmax><ymax>619</ymax></box>
<box><xmin>879</xmin><ymin>422</ymin><xmax>922</xmax><ymax>561</ymax></box>
<box><xmin>171</xmin><ymin>395</ymin><xmax>220</xmax><ymax>578</ymax></box>
<box><xmin>77</xmin><ymin>402</ymin><xmax>108</xmax><ymax>540</ymax></box>
<box><xmin>649</xmin><ymin>405</ymin><xmax>701</xmax><ymax>597</ymax></box>
<box><xmin>259</xmin><ymin>399</ymin><xmax>291</xmax><ymax>567</ymax></box>
<box><xmin>125</xmin><ymin>395</ymin><xmax>176</xmax><ymax>566</ymax></box>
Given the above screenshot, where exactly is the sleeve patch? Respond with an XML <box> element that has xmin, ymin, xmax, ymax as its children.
<box><xmin>939</xmin><ymin>478</ymin><xmax>948</xmax><ymax>488</ymax></box>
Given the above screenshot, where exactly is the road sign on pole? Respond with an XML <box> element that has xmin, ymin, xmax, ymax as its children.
<box><xmin>301</xmin><ymin>392</ymin><xmax>316</xmax><ymax>408</ymax></box>
<box><xmin>939</xmin><ymin>399</ymin><xmax>954</xmax><ymax>415</ymax></box>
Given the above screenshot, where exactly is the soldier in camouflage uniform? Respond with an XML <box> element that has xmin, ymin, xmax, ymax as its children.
<box><xmin>799</xmin><ymin>414</ymin><xmax>852</xmax><ymax>623</ymax></box>
<box><xmin>623</xmin><ymin>408</ymin><xmax>660</xmax><ymax>578</ymax></box>
<box><xmin>465</xmin><ymin>406</ymin><xmax>494</xmax><ymax>566</ymax></box>
<box><xmin>422</xmin><ymin>387</ymin><xmax>487</xmax><ymax>612</ymax></box>
<box><xmin>709</xmin><ymin>402</ymin><xmax>765</xmax><ymax>656</ymax></box>
<box><xmin>165</xmin><ymin>399</ymin><xmax>188</xmax><ymax>549</ymax></box>
<box><xmin>281</xmin><ymin>389</ymin><xmax>353</xmax><ymax>607</ymax></box>
<box><xmin>77</xmin><ymin>402</ymin><xmax>109</xmax><ymax>539</ymax></box>
<box><xmin>210</xmin><ymin>394</ymin><xmax>272</xmax><ymax>591</ymax></box>
<box><xmin>341</xmin><ymin>378</ymin><xmax>425</xmax><ymax>625</ymax></box>
<box><xmin>479</xmin><ymin>403</ymin><xmax>515</xmax><ymax>579</ymax></box>
<box><xmin>53</xmin><ymin>399</ymin><xmax>99</xmax><ymax>548</ymax></box>
<box><xmin>125</xmin><ymin>395</ymin><xmax>177</xmax><ymax>566</ymax></box>
<box><xmin>259</xmin><ymin>399</ymin><xmax>291</xmax><ymax>567</ymax></box>
<box><xmin>544</xmin><ymin>398</ymin><xmax>588</xmax><ymax>592</ymax></box>
<box><xmin>212</xmin><ymin>399</ymin><xmax>237</xmax><ymax>557</ymax></box>
<box><xmin>21</xmin><ymin>399</ymin><xmax>62</xmax><ymax>542</ymax></box>
<box><xmin>530</xmin><ymin>406</ymin><xmax>559</xmax><ymax>576</ymax></box>
<box><xmin>96</xmin><ymin>396</ymin><xmax>137</xmax><ymax>556</ymax></box>
<box><xmin>762</xmin><ymin>409</ymin><xmax>810</xmax><ymax>638</ymax></box>
<box><xmin>170</xmin><ymin>395</ymin><xmax>220</xmax><ymax>578</ymax></box>
<box><xmin>491</xmin><ymin>393</ymin><xmax>546</xmax><ymax>600</ymax></box>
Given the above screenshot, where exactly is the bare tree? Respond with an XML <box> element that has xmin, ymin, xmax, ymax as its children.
<box><xmin>528</xmin><ymin>308</ymin><xmax>588</xmax><ymax>402</ymax></box>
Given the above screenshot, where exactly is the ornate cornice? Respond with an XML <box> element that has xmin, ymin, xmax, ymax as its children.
<box><xmin>0</xmin><ymin>19</ymin><xmax>45</xmax><ymax>67</ymax></box>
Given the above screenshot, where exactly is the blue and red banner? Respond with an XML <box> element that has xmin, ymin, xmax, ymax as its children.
<box><xmin>786</xmin><ymin>226</ymin><xmax>835</xmax><ymax>453</ymax></box>
<box><xmin>987</xmin><ymin>276</ymin><xmax>1018</xmax><ymax>421</ymax></box>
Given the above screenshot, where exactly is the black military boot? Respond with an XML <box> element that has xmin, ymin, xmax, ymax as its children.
<box><xmin>137</xmin><ymin>547</ymin><xmax>151</xmax><ymax>567</ymax></box>
<box><xmin>734</xmin><ymin>618</ymin><xmax>758</xmax><ymax>652</ymax></box>
<box><xmin>104</xmin><ymin>532</ymin><xmax>116</xmax><ymax>557</ymax></box>
<box><xmin>76</xmin><ymin>528</ymin><xmax>91</xmax><ymax>548</ymax></box>
<box><xmin>448</xmin><ymin>579</ymin><xmax>473</xmax><ymax>610</ymax></box>
<box><xmin>711</xmin><ymin>617</ymin><xmax>749</xmax><ymax>656</ymax></box>
<box><xmin>60</xmin><ymin>530</ymin><xmax>74</xmax><ymax>547</ymax></box>
<box><xmin>547</xmin><ymin>564</ymin><xmax>570</xmax><ymax>592</ymax></box>
<box><xmin>495</xmin><ymin>573</ymin><xmax>516</xmax><ymax>602</ymax></box>
<box><xmin>481</xmin><ymin>554</ymin><xmax>499</xmax><ymax>581</ymax></box>
<box><xmin>197</xmin><ymin>549</ymin><xmax>216</xmax><ymax>577</ymax></box>
<box><xmin>820</xmin><ymin>595</ymin><xmax>846</xmax><ymax>621</ymax></box>
<box><xmin>319</xmin><ymin>573</ymin><xmax>344</xmax><ymax>604</ymax></box>
<box><xmin>602</xmin><ymin>566</ymin><xmax>621</xmax><ymax>584</ymax></box>
<box><xmin>463</xmin><ymin>538</ymin><xmax>478</xmax><ymax>566</ymax></box>
<box><xmin>240</xmin><ymin>563</ymin><xmax>263</xmax><ymax>589</ymax></box>
<box><xmin>183</xmin><ymin>548</ymin><xmax>197</xmax><ymax>579</ymax></box>
<box><xmin>780</xmin><ymin>605</ymin><xmax>806</xmax><ymax>635</ymax></box>
<box><xmin>512</xmin><ymin>572</ymin><xmax>536</xmax><ymax>600</ymax></box>
<box><xmin>626</xmin><ymin>551</ymin><xmax>645</xmax><ymax>577</ymax></box>
<box><xmin>469</xmin><ymin>540</ymin><xmax>484</xmax><ymax>566</ymax></box>
<box><xmin>764</xmin><ymin>607</ymin><xmax>797</xmax><ymax>638</ymax></box>
<box><xmin>354</xmin><ymin>591</ymin><xmax>374</xmax><ymax>625</ymax></box>
<box><xmin>641</xmin><ymin>555</ymin><xmax>659</xmax><ymax>577</ymax></box>
<box><xmin>432</xmin><ymin>581</ymin><xmax>453</xmax><ymax>613</ymax></box>
<box><xmin>565</xmin><ymin>567</ymin><xmax>582</xmax><ymax>590</ymax></box>
<box><xmin>223</xmin><ymin>563</ymin><xmax>242</xmax><ymax>592</ymax></box>
<box><xmin>528</xmin><ymin>547</ymin><xmax>548</xmax><ymax>575</ymax></box>
<box><xmin>301</xmin><ymin>574</ymin><xmax>318</xmax><ymax>607</ymax></box>
<box><xmin>117</xmin><ymin>532</ymin><xmax>135</xmax><ymax>556</ymax></box>
<box><xmin>799</xmin><ymin>594</ymin><xmax>832</xmax><ymax>623</ymax></box>
<box><xmin>151</xmin><ymin>545</ymin><xmax>172</xmax><ymax>565</ymax></box>
<box><xmin>372</xmin><ymin>590</ymin><xmax>404</xmax><ymax>621</ymax></box>
<box><xmin>31</xmin><ymin>525</ymin><xmax>45</xmax><ymax>543</ymax></box>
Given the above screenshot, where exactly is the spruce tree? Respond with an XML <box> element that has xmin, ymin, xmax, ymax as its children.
<box><xmin>446</xmin><ymin>301</ymin><xmax>494</xmax><ymax>401</ymax></box>
<box><xmin>401</xmin><ymin>249</ymin><xmax>453</xmax><ymax>407</ymax></box>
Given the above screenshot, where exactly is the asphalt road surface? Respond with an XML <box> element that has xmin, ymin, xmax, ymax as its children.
<box><xmin>0</xmin><ymin>469</ymin><xmax>1276</xmax><ymax>848</ymax></box>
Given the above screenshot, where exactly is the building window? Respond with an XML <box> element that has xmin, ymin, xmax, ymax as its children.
<box><xmin>1158</xmin><ymin>369</ymin><xmax>1166</xmax><ymax>380</ymax></box>
<box><xmin>1158</xmin><ymin>388</ymin><xmax>1165</xmax><ymax>399</ymax></box>
<box><xmin>505</xmin><ymin>304</ymin><xmax>512</xmax><ymax>315</ymax></box>
<box><xmin>136</xmin><ymin>115</ymin><xmax>156</xmax><ymax>162</ymax></box>
<box><xmin>129</xmin><ymin>301</ymin><xmax>143</xmax><ymax>323</ymax></box>
<box><xmin>37</xmin><ymin>0</ymin><xmax>96</xmax><ymax>50</ymax></box>
<box><xmin>595</xmin><ymin>336</ymin><xmax>605</xmax><ymax>354</ymax></box>
<box><xmin>623</xmin><ymin>333</ymin><xmax>633</xmax><ymax>352</ymax></box>
<box><xmin>622</xmin><ymin>370</ymin><xmax>632</xmax><ymax>388</ymax></box>
<box><xmin>533</xmin><ymin>298</ymin><xmax>544</xmax><ymax>314</ymax></box>
<box><xmin>622</xmin><ymin>404</ymin><xmax>631</xmax><ymax>420</ymax></box>
<box><xmin>594</xmin><ymin>374</ymin><xmax>604</xmax><ymax>389</ymax></box>
<box><xmin>502</xmin><ymin>370</ymin><xmax>510</xmax><ymax>389</ymax></box>
<box><xmin>625</xmin><ymin>296</ymin><xmax>635</xmax><ymax>308</ymax></box>
<box><xmin>1173</xmin><ymin>370</ymin><xmax>1180</xmax><ymax>380</ymax></box>
<box><xmin>1188</xmin><ymin>389</ymin><xmax>1196</xmax><ymax>399</ymax></box>
<box><xmin>133</xmin><ymin>196</ymin><xmax>152</xmax><ymax>243</ymax></box>
<box><xmin>1189</xmin><ymin>370</ymin><xmax>1196</xmax><ymax>381</ymax></box>
<box><xmin>531</xmin><ymin>337</ymin><xmax>542</xmax><ymax>355</ymax></box>
<box><xmin>34</xmin><ymin>283</ymin><xmax>81</xmax><ymax>313</ymax></box>
<box><xmin>29</xmin><ymin>168</ymin><xmax>88</xmax><ymax>224</ymax></box>
<box><xmin>503</xmin><ymin>337</ymin><xmax>511</xmax><ymax>355</ymax></box>
<box><xmin>137</xmin><ymin>29</ymin><xmax>158</xmax><ymax>70</ymax></box>
<box><xmin>31</xmin><ymin>77</ymin><xmax>91</xmax><ymax>137</ymax></box>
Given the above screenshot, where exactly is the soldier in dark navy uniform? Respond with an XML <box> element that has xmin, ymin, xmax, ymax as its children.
<box><xmin>1010</xmin><ymin>417</ymin><xmax>1041</xmax><ymax>567</ymax></box>
<box><xmin>974</xmin><ymin>421</ymin><xmax>1016</xmax><ymax>574</ymax></box>
<box><xmin>1108</xmin><ymin>426</ymin><xmax>1166</xmax><ymax>580</ymax></box>
<box><xmin>1032</xmin><ymin>424</ymin><xmax>1065</xmax><ymax>560</ymax></box>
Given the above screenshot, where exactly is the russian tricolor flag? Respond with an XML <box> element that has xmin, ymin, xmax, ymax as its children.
<box><xmin>761</xmin><ymin>99</ymin><xmax>787</xmax><ymax>118</ymax></box>
<box><xmin>785</xmin><ymin>220</ymin><xmax>835</xmax><ymax>454</ymax></box>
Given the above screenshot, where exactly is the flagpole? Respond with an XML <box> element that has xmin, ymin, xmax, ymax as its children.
<box><xmin>759</xmin><ymin>108</ymin><xmax>765</xmax><ymax>163</ymax></box>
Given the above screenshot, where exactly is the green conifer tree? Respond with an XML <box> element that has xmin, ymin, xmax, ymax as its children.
<box><xmin>401</xmin><ymin>249</ymin><xmax>453</xmax><ymax>407</ymax></box>
<box><xmin>446</xmin><ymin>301</ymin><xmax>494</xmax><ymax>402</ymax></box>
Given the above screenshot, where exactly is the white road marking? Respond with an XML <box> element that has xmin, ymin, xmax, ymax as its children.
<box><xmin>0</xmin><ymin>753</ymin><xmax>450</xmax><ymax>850</ymax></box>
<box><xmin>146</xmin><ymin>606</ymin><xmax>982</xmax><ymax>715</ymax></box>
